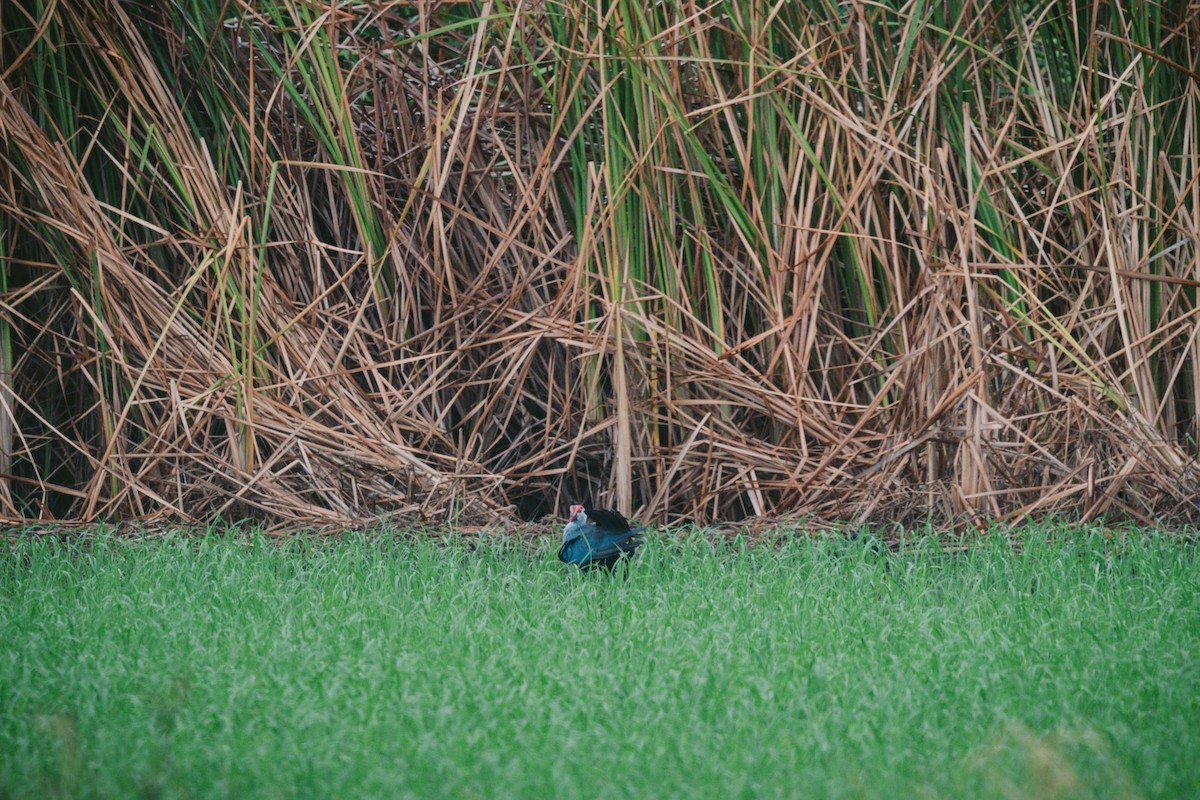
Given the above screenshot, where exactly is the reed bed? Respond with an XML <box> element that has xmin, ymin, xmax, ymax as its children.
<box><xmin>0</xmin><ymin>0</ymin><xmax>1197</xmax><ymax>524</ymax></box>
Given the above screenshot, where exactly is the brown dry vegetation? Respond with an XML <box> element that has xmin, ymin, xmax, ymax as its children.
<box><xmin>0</xmin><ymin>0</ymin><xmax>1198</xmax><ymax>527</ymax></box>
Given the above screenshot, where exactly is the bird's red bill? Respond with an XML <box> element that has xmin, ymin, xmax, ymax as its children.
<box><xmin>569</xmin><ymin>504</ymin><xmax>584</xmax><ymax>517</ymax></box>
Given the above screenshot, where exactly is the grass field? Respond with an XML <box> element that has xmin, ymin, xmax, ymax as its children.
<box><xmin>2</xmin><ymin>528</ymin><xmax>1198</xmax><ymax>799</ymax></box>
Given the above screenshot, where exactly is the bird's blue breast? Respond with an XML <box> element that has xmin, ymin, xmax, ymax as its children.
<box><xmin>558</xmin><ymin>536</ymin><xmax>595</xmax><ymax>566</ymax></box>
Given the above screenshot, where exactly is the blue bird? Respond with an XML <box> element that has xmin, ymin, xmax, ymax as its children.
<box><xmin>558</xmin><ymin>504</ymin><xmax>644</xmax><ymax>570</ymax></box>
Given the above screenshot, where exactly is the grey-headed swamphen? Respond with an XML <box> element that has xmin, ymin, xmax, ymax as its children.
<box><xmin>558</xmin><ymin>505</ymin><xmax>644</xmax><ymax>570</ymax></box>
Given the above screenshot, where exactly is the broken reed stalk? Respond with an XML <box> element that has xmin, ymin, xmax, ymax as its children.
<box><xmin>0</xmin><ymin>0</ymin><xmax>1197</xmax><ymax>526</ymax></box>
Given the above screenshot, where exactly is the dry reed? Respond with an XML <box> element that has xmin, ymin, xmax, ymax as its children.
<box><xmin>0</xmin><ymin>0</ymin><xmax>1197</xmax><ymax>526</ymax></box>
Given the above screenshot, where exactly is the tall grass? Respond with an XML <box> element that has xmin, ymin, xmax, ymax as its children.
<box><xmin>2</xmin><ymin>530</ymin><xmax>1198</xmax><ymax>797</ymax></box>
<box><xmin>0</xmin><ymin>1</ymin><xmax>1197</xmax><ymax>524</ymax></box>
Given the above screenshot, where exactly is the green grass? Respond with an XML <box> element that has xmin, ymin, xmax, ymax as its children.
<box><xmin>1</xmin><ymin>529</ymin><xmax>1198</xmax><ymax>799</ymax></box>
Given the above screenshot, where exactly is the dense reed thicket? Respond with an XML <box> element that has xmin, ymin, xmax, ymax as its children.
<box><xmin>0</xmin><ymin>0</ymin><xmax>1197</xmax><ymax>525</ymax></box>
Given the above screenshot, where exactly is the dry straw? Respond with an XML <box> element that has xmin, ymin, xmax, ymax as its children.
<box><xmin>0</xmin><ymin>0</ymin><xmax>1197</xmax><ymax>526</ymax></box>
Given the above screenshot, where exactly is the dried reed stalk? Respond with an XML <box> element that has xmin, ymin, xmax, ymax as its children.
<box><xmin>0</xmin><ymin>0</ymin><xmax>1196</xmax><ymax>526</ymax></box>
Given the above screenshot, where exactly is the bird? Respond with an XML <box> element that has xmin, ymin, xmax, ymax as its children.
<box><xmin>558</xmin><ymin>504</ymin><xmax>644</xmax><ymax>570</ymax></box>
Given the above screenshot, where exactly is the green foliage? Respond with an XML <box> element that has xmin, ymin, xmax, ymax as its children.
<box><xmin>1</xmin><ymin>528</ymin><xmax>1197</xmax><ymax>797</ymax></box>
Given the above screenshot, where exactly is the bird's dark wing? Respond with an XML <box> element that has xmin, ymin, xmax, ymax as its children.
<box><xmin>559</xmin><ymin>526</ymin><xmax>644</xmax><ymax>570</ymax></box>
<box><xmin>584</xmin><ymin>526</ymin><xmax>644</xmax><ymax>562</ymax></box>
<box><xmin>584</xmin><ymin>507</ymin><xmax>632</xmax><ymax>532</ymax></box>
